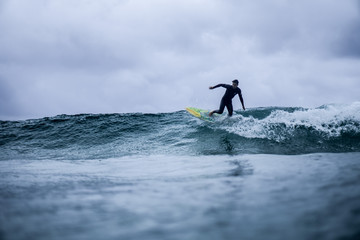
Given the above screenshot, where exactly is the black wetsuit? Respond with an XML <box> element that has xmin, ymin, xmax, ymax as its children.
<box><xmin>212</xmin><ymin>84</ymin><xmax>243</xmax><ymax>116</ymax></box>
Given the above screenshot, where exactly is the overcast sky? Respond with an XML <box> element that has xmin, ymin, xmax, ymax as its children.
<box><xmin>1</xmin><ymin>0</ymin><xmax>360</xmax><ymax>119</ymax></box>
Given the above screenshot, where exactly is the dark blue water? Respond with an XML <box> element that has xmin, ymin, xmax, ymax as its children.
<box><xmin>1</xmin><ymin>103</ymin><xmax>360</xmax><ymax>160</ymax></box>
<box><xmin>1</xmin><ymin>103</ymin><xmax>360</xmax><ymax>240</ymax></box>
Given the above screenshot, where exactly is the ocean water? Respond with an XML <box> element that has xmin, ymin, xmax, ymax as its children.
<box><xmin>1</xmin><ymin>103</ymin><xmax>360</xmax><ymax>240</ymax></box>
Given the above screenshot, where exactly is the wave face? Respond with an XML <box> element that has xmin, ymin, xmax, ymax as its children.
<box><xmin>1</xmin><ymin>102</ymin><xmax>359</xmax><ymax>160</ymax></box>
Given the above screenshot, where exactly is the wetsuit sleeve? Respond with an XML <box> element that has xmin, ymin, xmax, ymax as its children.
<box><xmin>212</xmin><ymin>84</ymin><xmax>227</xmax><ymax>89</ymax></box>
<box><xmin>238</xmin><ymin>89</ymin><xmax>245</xmax><ymax>110</ymax></box>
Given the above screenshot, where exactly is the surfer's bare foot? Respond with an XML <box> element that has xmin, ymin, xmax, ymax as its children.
<box><xmin>209</xmin><ymin>111</ymin><xmax>214</xmax><ymax>117</ymax></box>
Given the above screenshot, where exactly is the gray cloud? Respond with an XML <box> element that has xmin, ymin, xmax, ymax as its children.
<box><xmin>0</xmin><ymin>0</ymin><xmax>360</xmax><ymax>119</ymax></box>
<box><xmin>337</xmin><ymin>6</ymin><xmax>360</xmax><ymax>58</ymax></box>
<box><xmin>0</xmin><ymin>79</ymin><xmax>21</xmax><ymax>118</ymax></box>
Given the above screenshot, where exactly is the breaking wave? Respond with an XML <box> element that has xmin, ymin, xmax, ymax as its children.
<box><xmin>1</xmin><ymin>102</ymin><xmax>359</xmax><ymax>160</ymax></box>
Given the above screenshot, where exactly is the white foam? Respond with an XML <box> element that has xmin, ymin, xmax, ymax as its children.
<box><xmin>221</xmin><ymin>102</ymin><xmax>360</xmax><ymax>141</ymax></box>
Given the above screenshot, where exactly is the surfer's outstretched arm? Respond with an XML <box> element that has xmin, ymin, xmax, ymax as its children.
<box><xmin>209</xmin><ymin>84</ymin><xmax>225</xmax><ymax>90</ymax></box>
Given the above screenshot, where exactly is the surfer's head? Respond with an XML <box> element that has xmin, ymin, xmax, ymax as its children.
<box><xmin>232</xmin><ymin>79</ymin><xmax>239</xmax><ymax>88</ymax></box>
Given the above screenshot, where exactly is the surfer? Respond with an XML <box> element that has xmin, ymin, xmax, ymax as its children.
<box><xmin>209</xmin><ymin>79</ymin><xmax>245</xmax><ymax>116</ymax></box>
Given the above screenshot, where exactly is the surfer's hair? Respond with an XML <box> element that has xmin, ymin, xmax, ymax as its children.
<box><xmin>232</xmin><ymin>79</ymin><xmax>239</xmax><ymax>85</ymax></box>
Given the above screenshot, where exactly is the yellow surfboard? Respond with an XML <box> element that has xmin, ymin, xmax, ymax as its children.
<box><xmin>185</xmin><ymin>107</ymin><xmax>219</xmax><ymax>123</ymax></box>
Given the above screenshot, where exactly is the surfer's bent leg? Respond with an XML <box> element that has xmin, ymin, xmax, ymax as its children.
<box><xmin>215</xmin><ymin>100</ymin><xmax>226</xmax><ymax>114</ymax></box>
<box><xmin>209</xmin><ymin>100</ymin><xmax>226</xmax><ymax>116</ymax></box>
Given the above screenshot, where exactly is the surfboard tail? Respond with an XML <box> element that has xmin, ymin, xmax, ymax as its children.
<box><xmin>186</xmin><ymin>107</ymin><xmax>215</xmax><ymax>123</ymax></box>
